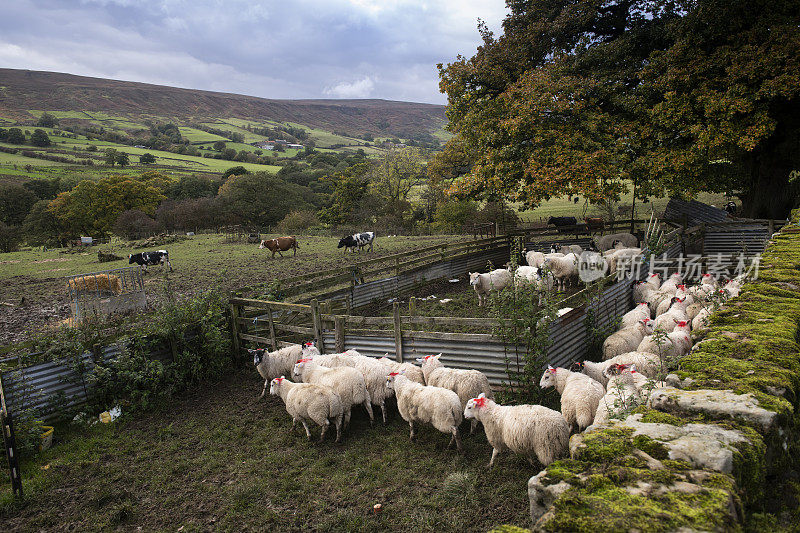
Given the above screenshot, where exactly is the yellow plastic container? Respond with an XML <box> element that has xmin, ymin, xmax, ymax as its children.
<box><xmin>40</xmin><ymin>426</ymin><xmax>54</xmax><ymax>451</ymax></box>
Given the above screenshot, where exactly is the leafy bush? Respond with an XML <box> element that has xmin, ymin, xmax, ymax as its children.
<box><xmin>277</xmin><ymin>210</ymin><xmax>319</xmax><ymax>232</ymax></box>
<box><xmin>0</xmin><ymin>221</ymin><xmax>22</xmax><ymax>252</ymax></box>
<box><xmin>113</xmin><ymin>209</ymin><xmax>162</xmax><ymax>240</ymax></box>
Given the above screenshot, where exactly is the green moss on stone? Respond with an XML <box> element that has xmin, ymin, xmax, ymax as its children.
<box><xmin>541</xmin><ymin>484</ymin><xmax>741</xmax><ymax>532</ymax></box>
<box><xmin>634</xmin><ymin>407</ymin><xmax>689</xmax><ymax>427</ymax></box>
<box><xmin>574</xmin><ymin>427</ymin><xmax>634</xmax><ymax>463</ymax></box>
<box><xmin>633</xmin><ymin>434</ymin><xmax>670</xmax><ymax>460</ymax></box>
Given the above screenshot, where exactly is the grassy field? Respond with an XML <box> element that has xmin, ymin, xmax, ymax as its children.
<box><xmin>0</xmin><ymin>368</ymin><xmax>535</xmax><ymax>532</ymax></box>
<box><xmin>0</xmin><ymin>233</ymin><xmax>463</xmax><ymax>346</ymax></box>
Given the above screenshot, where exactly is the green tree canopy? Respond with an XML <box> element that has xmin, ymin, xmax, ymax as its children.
<box><xmin>49</xmin><ymin>175</ymin><xmax>166</xmax><ymax>236</ymax></box>
<box><xmin>6</xmin><ymin>128</ymin><xmax>25</xmax><ymax>144</ymax></box>
<box><xmin>36</xmin><ymin>112</ymin><xmax>58</xmax><ymax>128</ymax></box>
<box><xmin>30</xmin><ymin>129</ymin><xmax>51</xmax><ymax>147</ymax></box>
<box><xmin>104</xmin><ymin>148</ymin><xmax>118</xmax><ymax>166</ymax></box>
<box><xmin>213</xmin><ymin>140</ymin><xmax>227</xmax><ymax>152</ymax></box>
<box><xmin>23</xmin><ymin>199</ymin><xmax>67</xmax><ymax>246</ymax></box>
<box><xmin>437</xmin><ymin>0</ymin><xmax>800</xmax><ymax>218</ymax></box>
<box><xmin>116</xmin><ymin>152</ymin><xmax>130</xmax><ymax>167</ymax></box>
<box><xmin>0</xmin><ymin>183</ymin><xmax>38</xmax><ymax>225</ymax></box>
<box><xmin>216</xmin><ymin>172</ymin><xmax>315</xmax><ymax>227</ymax></box>
<box><xmin>318</xmin><ymin>161</ymin><xmax>375</xmax><ymax>225</ymax></box>
<box><xmin>140</xmin><ymin>152</ymin><xmax>156</xmax><ymax>164</ymax></box>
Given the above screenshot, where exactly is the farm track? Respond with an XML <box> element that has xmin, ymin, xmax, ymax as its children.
<box><xmin>0</xmin><ymin>368</ymin><xmax>534</xmax><ymax>532</ymax></box>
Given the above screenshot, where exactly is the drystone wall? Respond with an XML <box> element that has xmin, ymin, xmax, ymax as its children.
<box><xmin>527</xmin><ymin>211</ymin><xmax>800</xmax><ymax>532</ymax></box>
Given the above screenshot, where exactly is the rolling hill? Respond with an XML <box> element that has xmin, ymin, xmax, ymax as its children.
<box><xmin>0</xmin><ymin>68</ymin><xmax>447</xmax><ymax>139</ymax></box>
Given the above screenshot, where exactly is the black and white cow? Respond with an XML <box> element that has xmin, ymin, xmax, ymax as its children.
<box><xmin>337</xmin><ymin>231</ymin><xmax>375</xmax><ymax>253</ymax></box>
<box><xmin>129</xmin><ymin>249</ymin><xmax>173</xmax><ymax>273</ymax></box>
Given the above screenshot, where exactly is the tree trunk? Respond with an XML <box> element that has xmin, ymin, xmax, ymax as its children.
<box><xmin>741</xmin><ymin>154</ymin><xmax>794</xmax><ymax>220</ymax></box>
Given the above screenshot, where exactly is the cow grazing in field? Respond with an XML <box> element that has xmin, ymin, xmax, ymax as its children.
<box><xmin>585</xmin><ymin>217</ymin><xmax>604</xmax><ymax>232</ymax></box>
<box><xmin>129</xmin><ymin>250</ymin><xmax>172</xmax><ymax>273</ymax></box>
<box><xmin>338</xmin><ymin>232</ymin><xmax>375</xmax><ymax>253</ymax></box>
<box><xmin>259</xmin><ymin>236</ymin><xmax>299</xmax><ymax>258</ymax></box>
<box><xmin>547</xmin><ymin>216</ymin><xmax>577</xmax><ymax>234</ymax></box>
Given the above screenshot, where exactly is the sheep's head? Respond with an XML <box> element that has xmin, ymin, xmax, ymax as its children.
<box><xmin>249</xmin><ymin>348</ymin><xmax>265</xmax><ymax>367</ymax></box>
<box><xmin>292</xmin><ymin>358</ymin><xmax>312</xmax><ymax>380</ymax></box>
<box><xmin>463</xmin><ymin>393</ymin><xmax>487</xmax><ymax>420</ymax></box>
<box><xmin>638</xmin><ymin>302</ymin><xmax>649</xmax><ymax>310</ymax></box>
<box><xmin>569</xmin><ymin>361</ymin><xmax>584</xmax><ymax>372</ymax></box>
<box><xmin>301</xmin><ymin>341</ymin><xmax>319</xmax><ymax>357</ymax></box>
<box><xmin>539</xmin><ymin>365</ymin><xmax>558</xmax><ymax>388</ymax></box>
<box><xmin>415</xmin><ymin>353</ymin><xmax>441</xmax><ymax>367</ymax></box>
<box><xmin>385</xmin><ymin>371</ymin><xmax>400</xmax><ymax>392</ymax></box>
<box><xmin>639</xmin><ymin>318</ymin><xmax>654</xmax><ymax>334</ymax></box>
<box><xmin>649</xmin><ymin>273</ymin><xmax>661</xmax><ymax>282</ymax></box>
<box><xmin>603</xmin><ymin>363</ymin><xmax>633</xmax><ymax>378</ymax></box>
<box><xmin>269</xmin><ymin>376</ymin><xmax>285</xmax><ymax>395</ymax></box>
<box><xmin>469</xmin><ymin>272</ymin><xmax>480</xmax><ymax>286</ymax></box>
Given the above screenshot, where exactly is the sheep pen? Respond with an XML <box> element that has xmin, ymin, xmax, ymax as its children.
<box><xmin>0</xmin><ymin>367</ymin><xmax>535</xmax><ymax>532</ymax></box>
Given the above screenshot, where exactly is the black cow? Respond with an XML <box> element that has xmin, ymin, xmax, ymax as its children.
<box><xmin>338</xmin><ymin>231</ymin><xmax>375</xmax><ymax>253</ymax></box>
<box><xmin>548</xmin><ymin>216</ymin><xmax>577</xmax><ymax>235</ymax></box>
<box><xmin>129</xmin><ymin>249</ymin><xmax>172</xmax><ymax>273</ymax></box>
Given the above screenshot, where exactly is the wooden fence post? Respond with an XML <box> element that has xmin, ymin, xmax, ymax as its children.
<box><xmin>311</xmin><ymin>299</ymin><xmax>324</xmax><ymax>354</ymax></box>
<box><xmin>229</xmin><ymin>303</ymin><xmax>241</xmax><ymax>361</ymax></box>
<box><xmin>393</xmin><ymin>301</ymin><xmax>403</xmax><ymax>363</ymax></box>
<box><xmin>335</xmin><ymin>315</ymin><xmax>345</xmax><ymax>352</ymax></box>
<box><xmin>266</xmin><ymin>303</ymin><xmax>277</xmax><ymax>351</ymax></box>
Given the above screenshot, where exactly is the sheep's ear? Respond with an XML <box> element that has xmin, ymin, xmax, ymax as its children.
<box><xmin>547</xmin><ymin>364</ymin><xmax>554</xmax><ymax>370</ymax></box>
<box><xmin>435</xmin><ymin>353</ymin><xmax>442</xmax><ymax>358</ymax></box>
<box><xmin>478</xmin><ymin>393</ymin><xmax>485</xmax><ymax>399</ymax></box>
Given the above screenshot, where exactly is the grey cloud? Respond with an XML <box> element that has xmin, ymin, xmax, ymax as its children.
<box><xmin>0</xmin><ymin>0</ymin><xmax>507</xmax><ymax>103</ymax></box>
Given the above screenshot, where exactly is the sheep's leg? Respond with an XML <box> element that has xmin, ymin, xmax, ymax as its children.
<box><xmin>344</xmin><ymin>408</ymin><xmax>352</xmax><ymax>429</ymax></box>
<box><xmin>470</xmin><ymin>419</ymin><xmax>479</xmax><ymax>435</ymax></box>
<box><xmin>319</xmin><ymin>420</ymin><xmax>329</xmax><ymax>442</ymax></box>
<box><xmin>453</xmin><ymin>427</ymin><xmax>463</xmax><ymax>453</ymax></box>
<box><xmin>364</xmin><ymin>400</ymin><xmax>374</xmax><ymax>426</ymax></box>
<box><xmin>334</xmin><ymin>415</ymin><xmax>342</xmax><ymax>442</ymax></box>
<box><xmin>291</xmin><ymin>418</ymin><xmax>298</xmax><ymax>433</ymax></box>
<box><xmin>301</xmin><ymin>420</ymin><xmax>313</xmax><ymax>440</ymax></box>
<box><xmin>259</xmin><ymin>380</ymin><xmax>268</xmax><ymax>399</ymax></box>
<box><xmin>380</xmin><ymin>403</ymin><xmax>387</xmax><ymax>425</ymax></box>
<box><xmin>409</xmin><ymin>421</ymin><xmax>416</xmax><ymax>441</ymax></box>
<box><xmin>488</xmin><ymin>448</ymin><xmax>500</xmax><ymax>468</ymax></box>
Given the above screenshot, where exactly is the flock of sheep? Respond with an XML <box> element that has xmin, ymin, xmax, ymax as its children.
<box><xmin>248</xmin><ymin>238</ymin><xmax>746</xmax><ymax>470</ymax></box>
<box><xmin>468</xmin><ymin>232</ymin><xmax>641</xmax><ymax>306</ymax></box>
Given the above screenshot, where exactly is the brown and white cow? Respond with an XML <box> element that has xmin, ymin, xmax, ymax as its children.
<box><xmin>259</xmin><ymin>236</ymin><xmax>299</xmax><ymax>258</ymax></box>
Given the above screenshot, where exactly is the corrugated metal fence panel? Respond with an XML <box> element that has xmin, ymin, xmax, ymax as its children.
<box><xmin>545</xmin><ymin>277</ymin><xmax>634</xmax><ymax>368</ymax></box>
<box><xmin>1</xmin><ymin>345</ymin><xmax>122</xmax><ymax>421</ymax></box>
<box><xmin>524</xmin><ymin>238</ymin><xmax>594</xmax><ymax>253</ymax></box>
<box><xmin>347</xmin><ymin>245</ymin><xmax>510</xmax><ymax>309</ymax></box>
<box><xmin>703</xmin><ymin>225</ymin><xmax>769</xmax><ymax>255</ymax></box>
<box><xmin>664</xmin><ymin>198</ymin><xmax>728</xmax><ymax>225</ymax></box>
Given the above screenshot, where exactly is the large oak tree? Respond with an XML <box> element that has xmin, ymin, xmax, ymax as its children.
<box><xmin>437</xmin><ymin>0</ymin><xmax>800</xmax><ymax>218</ymax></box>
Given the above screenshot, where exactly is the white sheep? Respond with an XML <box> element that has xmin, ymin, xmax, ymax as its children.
<box><xmin>653</xmin><ymin>297</ymin><xmax>689</xmax><ymax>333</ymax></box>
<box><xmin>539</xmin><ymin>366</ymin><xmax>605</xmax><ymax>432</ymax></box>
<box><xmin>596</xmin><ymin>233</ymin><xmax>638</xmax><ymax>252</ymax></box>
<box><xmin>659</xmin><ymin>273</ymin><xmax>684</xmax><ymax>294</ymax></box>
<box><xmin>469</xmin><ymin>268</ymin><xmax>513</xmax><ymax>306</ymax></box>
<box><xmin>386</xmin><ymin>372</ymin><xmax>463</xmax><ymax>452</ymax></box>
<box><xmin>700</xmin><ymin>273</ymin><xmax>719</xmax><ymax>289</ymax></box>
<box><xmin>602</xmin><ymin>318</ymin><xmax>653</xmax><ymax>360</ymax></box>
<box><xmin>417</xmin><ymin>353</ymin><xmax>493</xmax><ymax>434</ymax></box>
<box><xmin>513</xmin><ymin>265</ymin><xmax>541</xmax><ymax>287</ymax></box>
<box><xmin>525</xmin><ymin>250</ymin><xmax>545</xmax><ymax>268</ymax></box>
<box><xmin>544</xmin><ymin>253</ymin><xmax>577</xmax><ymax>290</ymax></box>
<box><xmin>592</xmin><ymin>366</ymin><xmax>642</xmax><ymax>425</ymax></box>
<box><xmin>645</xmin><ymin>289</ymin><xmax>673</xmax><ymax>318</ymax></box>
<box><xmin>692</xmin><ymin>307</ymin><xmax>712</xmax><ymax>330</ymax></box>
<box><xmin>723</xmin><ymin>279</ymin><xmax>742</xmax><ymax>298</ymax></box>
<box><xmin>637</xmin><ymin>321</ymin><xmax>692</xmax><ymax>361</ymax></box>
<box><xmin>573</xmin><ymin>351</ymin><xmax>663</xmax><ymax>387</ymax></box>
<box><xmin>551</xmin><ymin>243</ymin><xmax>583</xmax><ymax>256</ymax></box>
<box><xmin>250</xmin><ymin>344</ymin><xmax>304</xmax><ymax>398</ymax></box>
<box><xmin>378</xmin><ymin>356</ymin><xmax>425</xmax><ymax>385</ymax></box>
<box><xmin>292</xmin><ymin>358</ymin><xmax>374</xmax><ymax>428</ymax></box>
<box><xmin>620</xmin><ymin>302</ymin><xmax>651</xmax><ymax>330</ymax></box>
<box><xmin>601</xmin><ymin>364</ymin><xmax>659</xmax><ymax>395</ymax></box>
<box><xmin>463</xmin><ymin>393</ymin><xmax>569</xmax><ymax>467</ymax></box>
<box><xmin>607</xmin><ymin>247</ymin><xmax>642</xmax><ymax>275</ymax></box>
<box><xmin>269</xmin><ymin>376</ymin><xmax>343</xmax><ymax>442</ymax></box>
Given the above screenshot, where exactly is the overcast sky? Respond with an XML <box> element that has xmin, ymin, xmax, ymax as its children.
<box><xmin>0</xmin><ymin>0</ymin><xmax>508</xmax><ymax>104</ymax></box>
